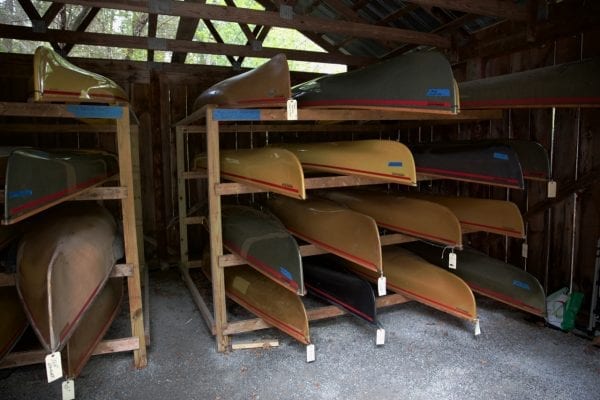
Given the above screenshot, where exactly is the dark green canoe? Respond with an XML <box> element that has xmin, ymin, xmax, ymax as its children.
<box><xmin>2</xmin><ymin>147</ymin><xmax>118</xmax><ymax>224</ymax></box>
<box><xmin>404</xmin><ymin>242</ymin><xmax>546</xmax><ymax>317</ymax></box>
<box><xmin>292</xmin><ymin>51</ymin><xmax>458</xmax><ymax>114</ymax></box>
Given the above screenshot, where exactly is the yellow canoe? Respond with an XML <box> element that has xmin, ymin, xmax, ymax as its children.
<box><xmin>323</xmin><ymin>190</ymin><xmax>462</xmax><ymax>247</ymax></box>
<box><xmin>32</xmin><ymin>46</ymin><xmax>127</xmax><ymax>104</ymax></box>
<box><xmin>406</xmin><ymin>193</ymin><xmax>525</xmax><ymax>238</ymax></box>
<box><xmin>267</xmin><ymin>195</ymin><xmax>383</xmax><ymax>274</ymax></box>
<box><xmin>194</xmin><ymin>147</ymin><xmax>306</xmax><ymax>199</ymax></box>
<box><xmin>193</xmin><ymin>53</ymin><xmax>291</xmax><ymax>109</ymax></box>
<box><xmin>347</xmin><ymin>246</ymin><xmax>477</xmax><ymax>322</ymax></box>
<box><xmin>277</xmin><ymin>140</ymin><xmax>417</xmax><ymax>186</ymax></box>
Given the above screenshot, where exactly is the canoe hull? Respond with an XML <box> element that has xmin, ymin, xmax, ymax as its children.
<box><xmin>278</xmin><ymin>140</ymin><xmax>417</xmax><ymax>186</ymax></box>
<box><xmin>303</xmin><ymin>257</ymin><xmax>377</xmax><ymax>325</ymax></box>
<box><xmin>33</xmin><ymin>46</ymin><xmax>127</xmax><ymax>104</ymax></box>
<box><xmin>346</xmin><ymin>246</ymin><xmax>477</xmax><ymax>322</ymax></box>
<box><xmin>268</xmin><ymin>195</ymin><xmax>383</xmax><ymax>274</ymax></box>
<box><xmin>193</xmin><ymin>53</ymin><xmax>291</xmax><ymax>109</ymax></box>
<box><xmin>405</xmin><ymin>242</ymin><xmax>546</xmax><ymax>317</ymax></box>
<box><xmin>194</xmin><ymin>148</ymin><xmax>306</xmax><ymax>199</ymax></box>
<box><xmin>16</xmin><ymin>204</ymin><xmax>123</xmax><ymax>352</ymax></box>
<box><xmin>292</xmin><ymin>52</ymin><xmax>458</xmax><ymax>114</ymax></box>
<box><xmin>0</xmin><ymin>286</ymin><xmax>29</xmax><ymax>361</ymax></box>
<box><xmin>2</xmin><ymin>147</ymin><xmax>118</xmax><ymax>224</ymax></box>
<box><xmin>222</xmin><ymin>205</ymin><xmax>305</xmax><ymax>295</ymax></box>
<box><xmin>323</xmin><ymin>189</ymin><xmax>462</xmax><ymax>247</ymax></box>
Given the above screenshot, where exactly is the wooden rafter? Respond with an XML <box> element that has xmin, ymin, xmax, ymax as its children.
<box><xmin>0</xmin><ymin>23</ymin><xmax>374</xmax><ymax>65</ymax></box>
<box><xmin>236</xmin><ymin>24</ymin><xmax>271</xmax><ymax>67</ymax></box>
<box><xmin>41</xmin><ymin>0</ymin><xmax>451</xmax><ymax>48</ymax></box>
<box><xmin>17</xmin><ymin>0</ymin><xmax>65</xmax><ymax>52</ymax></box>
<box><xmin>405</xmin><ymin>0</ymin><xmax>528</xmax><ymax>21</ymax></box>
<box><xmin>42</xmin><ymin>3</ymin><xmax>65</xmax><ymax>26</ymax></box>
<box><xmin>172</xmin><ymin>0</ymin><xmax>206</xmax><ymax>64</ymax></box>
<box><xmin>147</xmin><ymin>14</ymin><xmax>157</xmax><ymax>62</ymax></box>
<box><xmin>17</xmin><ymin>0</ymin><xmax>41</xmax><ymax>21</ymax></box>
<box><xmin>61</xmin><ymin>7</ymin><xmax>100</xmax><ymax>55</ymax></box>
<box><xmin>203</xmin><ymin>19</ymin><xmax>238</xmax><ymax>67</ymax></box>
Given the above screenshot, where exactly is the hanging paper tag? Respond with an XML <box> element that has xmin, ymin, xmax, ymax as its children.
<box><xmin>62</xmin><ymin>379</ymin><xmax>75</xmax><ymax>400</ymax></box>
<box><xmin>448</xmin><ymin>252</ymin><xmax>457</xmax><ymax>270</ymax></box>
<box><xmin>376</xmin><ymin>328</ymin><xmax>386</xmax><ymax>346</ymax></box>
<box><xmin>547</xmin><ymin>180</ymin><xmax>557</xmax><ymax>198</ymax></box>
<box><xmin>377</xmin><ymin>276</ymin><xmax>387</xmax><ymax>296</ymax></box>
<box><xmin>45</xmin><ymin>352</ymin><xmax>63</xmax><ymax>383</ymax></box>
<box><xmin>521</xmin><ymin>242</ymin><xmax>529</xmax><ymax>259</ymax></box>
<box><xmin>286</xmin><ymin>99</ymin><xmax>298</xmax><ymax>120</ymax></box>
<box><xmin>306</xmin><ymin>344</ymin><xmax>315</xmax><ymax>363</ymax></box>
<box><xmin>474</xmin><ymin>318</ymin><xmax>481</xmax><ymax>336</ymax></box>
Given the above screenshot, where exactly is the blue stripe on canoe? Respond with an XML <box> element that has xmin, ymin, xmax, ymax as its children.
<box><xmin>493</xmin><ymin>152</ymin><xmax>509</xmax><ymax>160</ymax></box>
<box><xmin>388</xmin><ymin>161</ymin><xmax>403</xmax><ymax>167</ymax></box>
<box><xmin>426</xmin><ymin>88</ymin><xmax>450</xmax><ymax>97</ymax></box>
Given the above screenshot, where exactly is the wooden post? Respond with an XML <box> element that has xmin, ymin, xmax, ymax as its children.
<box><xmin>176</xmin><ymin>126</ymin><xmax>189</xmax><ymax>266</ymax></box>
<box><xmin>117</xmin><ymin>105</ymin><xmax>148</xmax><ymax>368</ymax></box>
<box><xmin>206</xmin><ymin>106</ymin><xmax>229</xmax><ymax>352</ymax></box>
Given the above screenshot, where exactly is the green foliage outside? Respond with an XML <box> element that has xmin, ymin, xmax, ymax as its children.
<box><xmin>0</xmin><ymin>0</ymin><xmax>345</xmax><ymax>73</ymax></box>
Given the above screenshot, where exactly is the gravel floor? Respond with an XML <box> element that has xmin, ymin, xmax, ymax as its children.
<box><xmin>1</xmin><ymin>268</ymin><xmax>599</xmax><ymax>400</ymax></box>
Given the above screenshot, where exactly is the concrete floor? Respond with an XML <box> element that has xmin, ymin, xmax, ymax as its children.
<box><xmin>1</xmin><ymin>268</ymin><xmax>599</xmax><ymax>400</ymax></box>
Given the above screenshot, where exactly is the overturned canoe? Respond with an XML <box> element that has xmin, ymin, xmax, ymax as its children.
<box><xmin>322</xmin><ymin>189</ymin><xmax>462</xmax><ymax>247</ymax></box>
<box><xmin>345</xmin><ymin>246</ymin><xmax>477</xmax><ymax>323</ymax></box>
<box><xmin>193</xmin><ymin>53</ymin><xmax>291</xmax><ymax>109</ymax></box>
<box><xmin>1</xmin><ymin>147</ymin><xmax>118</xmax><ymax>225</ymax></box>
<box><xmin>64</xmin><ymin>278</ymin><xmax>123</xmax><ymax>379</ymax></box>
<box><xmin>222</xmin><ymin>205</ymin><xmax>304</xmax><ymax>295</ymax></box>
<box><xmin>405</xmin><ymin>192</ymin><xmax>525</xmax><ymax>238</ymax></box>
<box><xmin>32</xmin><ymin>46</ymin><xmax>127</xmax><ymax>104</ymax></box>
<box><xmin>293</xmin><ymin>51</ymin><xmax>459</xmax><ymax>114</ymax></box>
<box><xmin>202</xmin><ymin>251</ymin><xmax>310</xmax><ymax>344</ymax></box>
<box><xmin>267</xmin><ymin>195</ymin><xmax>383</xmax><ymax>274</ymax></box>
<box><xmin>411</xmin><ymin>141</ymin><xmax>524</xmax><ymax>189</ymax></box>
<box><xmin>505</xmin><ymin>139</ymin><xmax>549</xmax><ymax>181</ymax></box>
<box><xmin>277</xmin><ymin>140</ymin><xmax>417</xmax><ymax>186</ymax></box>
<box><xmin>459</xmin><ymin>57</ymin><xmax>600</xmax><ymax>109</ymax></box>
<box><xmin>303</xmin><ymin>257</ymin><xmax>377</xmax><ymax>326</ymax></box>
<box><xmin>404</xmin><ymin>242</ymin><xmax>546</xmax><ymax>317</ymax></box>
<box><xmin>194</xmin><ymin>147</ymin><xmax>306</xmax><ymax>199</ymax></box>
<box><xmin>0</xmin><ymin>286</ymin><xmax>29</xmax><ymax>362</ymax></box>
<box><xmin>16</xmin><ymin>203</ymin><xmax>124</xmax><ymax>352</ymax></box>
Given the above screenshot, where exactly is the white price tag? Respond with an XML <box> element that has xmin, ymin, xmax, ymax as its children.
<box><xmin>286</xmin><ymin>99</ymin><xmax>298</xmax><ymax>120</ymax></box>
<box><xmin>377</xmin><ymin>276</ymin><xmax>387</xmax><ymax>296</ymax></box>
<box><xmin>45</xmin><ymin>352</ymin><xmax>63</xmax><ymax>383</ymax></box>
<box><xmin>474</xmin><ymin>318</ymin><xmax>481</xmax><ymax>336</ymax></box>
<box><xmin>62</xmin><ymin>379</ymin><xmax>75</xmax><ymax>400</ymax></box>
<box><xmin>521</xmin><ymin>242</ymin><xmax>529</xmax><ymax>258</ymax></box>
<box><xmin>306</xmin><ymin>344</ymin><xmax>315</xmax><ymax>363</ymax></box>
<box><xmin>547</xmin><ymin>180</ymin><xmax>557</xmax><ymax>198</ymax></box>
<box><xmin>376</xmin><ymin>328</ymin><xmax>385</xmax><ymax>346</ymax></box>
<box><xmin>448</xmin><ymin>252</ymin><xmax>457</xmax><ymax>269</ymax></box>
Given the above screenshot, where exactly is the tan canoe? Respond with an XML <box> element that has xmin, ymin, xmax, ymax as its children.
<box><xmin>64</xmin><ymin>278</ymin><xmax>123</xmax><ymax>378</ymax></box>
<box><xmin>193</xmin><ymin>53</ymin><xmax>291</xmax><ymax>109</ymax></box>
<box><xmin>322</xmin><ymin>190</ymin><xmax>462</xmax><ymax>247</ymax></box>
<box><xmin>346</xmin><ymin>246</ymin><xmax>477</xmax><ymax>322</ymax></box>
<box><xmin>405</xmin><ymin>193</ymin><xmax>525</xmax><ymax>238</ymax></box>
<box><xmin>277</xmin><ymin>140</ymin><xmax>417</xmax><ymax>186</ymax></box>
<box><xmin>194</xmin><ymin>147</ymin><xmax>306</xmax><ymax>199</ymax></box>
<box><xmin>16</xmin><ymin>203</ymin><xmax>123</xmax><ymax>352</ymax></box>
<box><xmin>32</xmin><ymin>46</ymin><xmax>127</xmax><ymax>104</ymax></box>
<box><xmin>201</xmin><ymin>251</ymin><xmax>309</xmax><ymax>344</ymax></box>
<box><xmin>0</xmin><ymin>286</ymin><xmax>29</xmax><ymax>361</ymax></box>
<box><xmin>267</xmin><ymin>195</ymin><xmax>383</xmax><ymax>274</ymax></box>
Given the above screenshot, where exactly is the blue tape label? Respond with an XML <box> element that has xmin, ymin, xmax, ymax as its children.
<box><xmin>512</xmin><ymin>280</ymin><xmax>531</xmax><ymax>291</ymax></box>
<box><xmin>279</xmin><ymin>267</ymin><xmax>293</xmax><ymax>281</ymax></box>
<box><xmin>8</xmin><ymin>189</ymin><xmax>33</xmax><ymax>199</ymax></box>
<box><xmin>388</xmin><ymin>161</ymin><xmax>403</xmax><ymax>167</ymax></box>
<box><xmin>67</xmin><ymin>105</ymin><xmax>123</xmax><ymax>119</ymax></box>
<box><xmin>493</xmin><ymin>152</ymin><xmax>509</xmax><ymax>160</ymax></box>
<box><xmin>426</xmin><ymin>88</ymin><xmax>450</xmax><ymax>97</ymax></box>
<box><xmin>213</xmin><ymin>109</ymin><xmax>261</xmax><ymax>121</ymax></box>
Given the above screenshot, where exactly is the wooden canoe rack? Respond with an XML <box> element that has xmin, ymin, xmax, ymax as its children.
<box><xmin>176</xmin><ymin>105</ymin><xmax>496</xmax><ymax>352</ymax></box>
<box><xmin>0</xmin><ymin>102</ymin><xmax>148</xmax><ymax>370</ymax></box>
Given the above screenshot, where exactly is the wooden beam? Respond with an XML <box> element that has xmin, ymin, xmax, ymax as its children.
<box><xmin>203</xmin><ymin>19</ymin><xmax>238</xmax><ymax>67</ymax></box>
<box><xmin>62</xmin><ymin>7</ymin><xmax>100</xmax><ymax>55</ymax></box>
<box><xmin>147</xmin><ymin>13</ymin><xmax>157</xmax><ymax>62</ymax></box>
<box><xmin>171</xmin><ymin>0</ymin><xmax>205</xmax><ymax>63</ymax></box>
<box><xmin>42</xmin><ymin>3</ymin><xmax>65</xmax><ymax>26</ymax></box>
<box><xmin>17</xmin><ymin>0</ymin><xmax>41</xmax><ymax>21</ymax></box>
<box><xmin>0</xmin><ymin>23</ymin><xmax>373</xmax><ymax>66</ymax></box>
<box><xmin>405</xmin><ymin>0</ymin><xmax>528</xmax><ymax>21</ymax></box>
<box><xmin>42</xmin><ymin>0</ymin><xmax>451</xmax><ymax>48</ymax></box>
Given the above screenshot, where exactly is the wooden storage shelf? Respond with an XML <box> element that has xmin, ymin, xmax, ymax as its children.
<box><xmin>176</xmin><ymin>105</ymin><xmax>488</xmax><ymax>352</ymax></box>
<box><xmin>0</xmin><ymin>102</ymin><xmax>148</xmax><ymax>369</ymax></box>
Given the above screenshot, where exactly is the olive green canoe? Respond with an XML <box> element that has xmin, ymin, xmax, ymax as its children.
<box><xmin>32</xmin><ymin>46</ymin><xmax>128</xmax><ymax>104</ymax></box>
<box><xmin>322</xmin><ymin>189</ymin><xmax>462</xmax><ymax>247</ymax></box>
<box><xmin>267</xmin><ymin>195</ymin><xmax>383</xmax><ymax>274</ymax></box>
<box><xmin>276</xmin><ymin>140</ymin><xmax>417</xmax><ymax>186</ymax></box>
<box><xmin>16</xmin><ymin>203</ymin><xmax>124</xmax><ymax>352</ymax></box>
<box><xmin>194</xmin><ymin>147</ymin><xmax>306</xmax><ymax>199</ymax></box>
